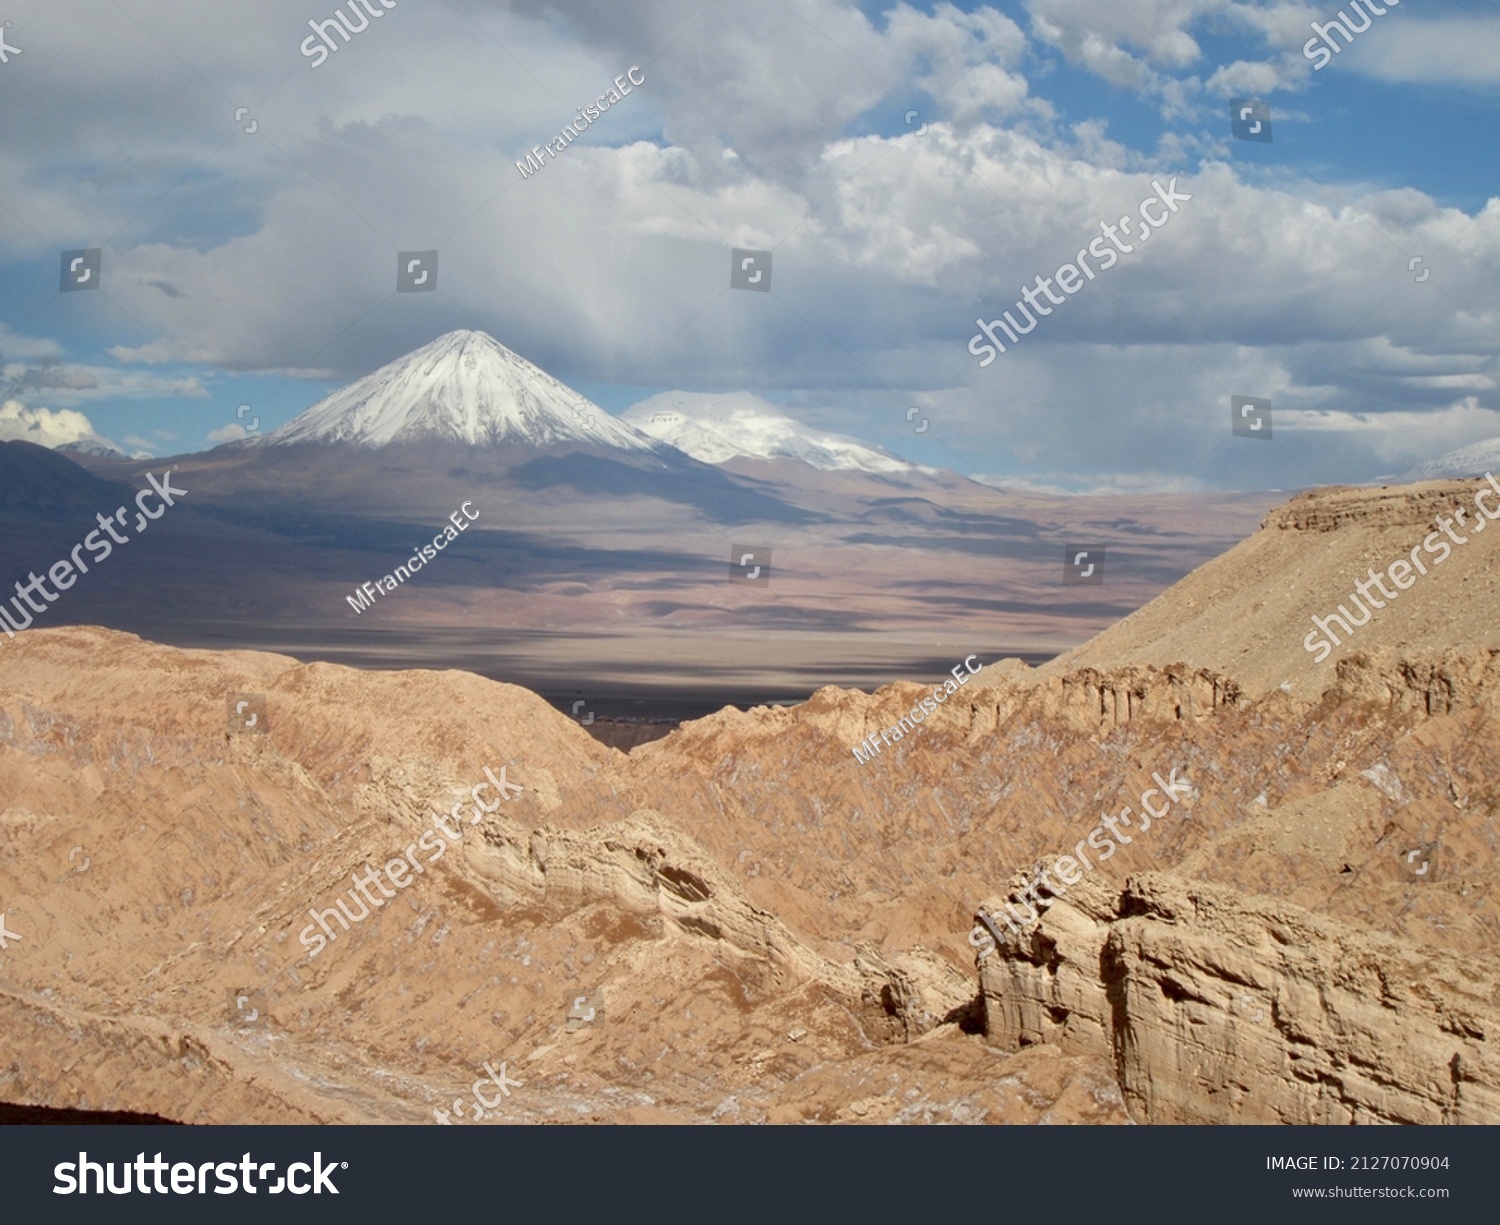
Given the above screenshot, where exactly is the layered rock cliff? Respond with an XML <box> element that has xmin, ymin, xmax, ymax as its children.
<box><xmin>977</xmin><ymin>872</ymin><xmax>1500</xmax><ymax>1124</ymax></box>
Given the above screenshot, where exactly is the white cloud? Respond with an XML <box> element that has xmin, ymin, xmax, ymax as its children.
<box><xmin>1205</xmin><ymin>58</ymin><xmax>1289</xmax><ymax>97</ymax></box>
<box><xmin>2</xmin><ymin>352</ymin><xmax>210</xmax><ymax>407</ymax></box>
<box><xmin>107</xmin><ymin>341</ymin><xmax>179</xmax><ymax>364</ymax></box>
<box><xmin>1283</xmin><ymin>398</ymin><xmax>1500</xmax><ymax>465</ymax></box>
<box><xmin>0</xmin><ymin>400</ymin><xmax>122</xmax><ymax>452</ymax></box>
<box><xmin>1327</xmin><ymin>15</ymin><xmax>1500</xmax><ymax>86</ymax></box>
<box><xmin>1022</xmin><ymin>1</ymin><xmax>1349</xmax><ymax>104</ymax></box>
<box><xmin>972</xmin><ymin>469</ymin><xmax>1210</xmax><ymax>496</ymax></box>
<box><xmin>884</xmin><ymin>3</ymin><xmax>1040</xmax><ymax>123</ymax></box>
<box><xmin>0</xmin><ymin>0</ymin><xmax>1494</xmax><ymax>488</ymax></box>
<box><xmin>1025</xmin><ymin>0</ymin><xmax>1215</xmax><ymax>86</ymax></box>
<box><xmin>63</xmin><ymin>107</ymin><xmax>1495</xmax><ymax>486</ymax></box>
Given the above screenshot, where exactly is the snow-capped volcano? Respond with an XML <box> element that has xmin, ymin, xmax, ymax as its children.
<box><xmin>621</xmin><ymin>391</ymin><xmax>920</xmax><ymax>474</ymax></box>
<box><xmin>1400</xmin><ymin>436</ymin><xmax>1500</xmax><ymax>482</ymax></box>
<box><xmin>261</xmin><ymin>330</ymin><xmax>657</xmax><ymax>451</ymax></box>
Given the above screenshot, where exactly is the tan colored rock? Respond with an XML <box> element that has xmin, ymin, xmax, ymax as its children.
<box><xmin>1047</xmin><ymin>477</ymin><xmax>1500</xmax><ymax>699</ymax></box>
<box><xmin>978</xmin><ymin>873</ymin><xmax>1500</xmax><ymax>1124</ymax></box>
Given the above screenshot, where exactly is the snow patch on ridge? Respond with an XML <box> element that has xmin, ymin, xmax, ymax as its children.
<box><xmin>622</xmin><ymin>391</ymin><xmax>920</xmax><ymax>474</ymax></box>
<box><xmin>1400</xmin><ymin>436</ymin><xmax>1500</xmax><ymax>483</ymax></box>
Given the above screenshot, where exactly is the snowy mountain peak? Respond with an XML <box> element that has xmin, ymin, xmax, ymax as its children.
<box><xmin>262</xmin><ymin>330</ymin><xmax>656</xmax><ymax>451</ymax></box>
<box><xmin>1400</xmin><ymin>436</ymin><xmax>1500</xmax><ymax>483</ymax></box>
<box><xmin>621</xmin><ymin>391</ymin><xmax>920</xmax><ymax>474</ymax></box>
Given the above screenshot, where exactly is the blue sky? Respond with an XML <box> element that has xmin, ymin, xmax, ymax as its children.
<box><xmin>1</xmin><ymin>0</ymin><xmax>1497</xmax><ymax>491</ymax></box>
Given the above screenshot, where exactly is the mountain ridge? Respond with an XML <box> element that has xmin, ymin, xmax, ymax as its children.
<box><xmin>1400</xmin><ymin>435</ymin><xmax>1500</xmax><ymax>482</ymax></box>
<box><xmin>622</xmin><ymin>390</ymin><xmax>926</xmax><ymax>476</ymax></box>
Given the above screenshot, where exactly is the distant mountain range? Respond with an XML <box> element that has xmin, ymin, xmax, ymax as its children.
<box><xmin>1399</xmin><ymin>436</ymin><xmax>1500</xmax><ymax>482</ymax></box>
<box><xmin>56</xmin><ymin>440</ymin><xmax>130</xmax><ymax>461</ymax></box>
<box><xmin>622</xmin><ymin>390</ymin><xmax>925</xmax><ymax>476</ymax></box>
<box><xmin>11</xmin><ymin>330</ymin><xmax>1495</xmax><ymax>493</ymax></box>
<box><xmin>1</xmin><ymin>329</ymin><xmax>1281</xmax><ymax>699</ymax></box>
<box><xmin>252</xmin><ymin>330</ymin><xmax>930</xmax><ymax>480</ymax></box>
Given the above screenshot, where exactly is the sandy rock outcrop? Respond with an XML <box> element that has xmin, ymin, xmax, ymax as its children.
<box><xmin>1047</xmin><ymin>477</ymin><xmax>1500</xmax><ymax>698</ymax></box>
<box><xmin>978</xmin><ymin>872</ymin><xmax>1500</xmax><ymax>1124</ymax></box>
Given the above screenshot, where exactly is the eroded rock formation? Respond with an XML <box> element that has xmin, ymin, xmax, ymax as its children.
<box><xmin>977</xmin><ymin>872</ymin><xmax>1500</xmax><ymax>1124</ymax></box>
